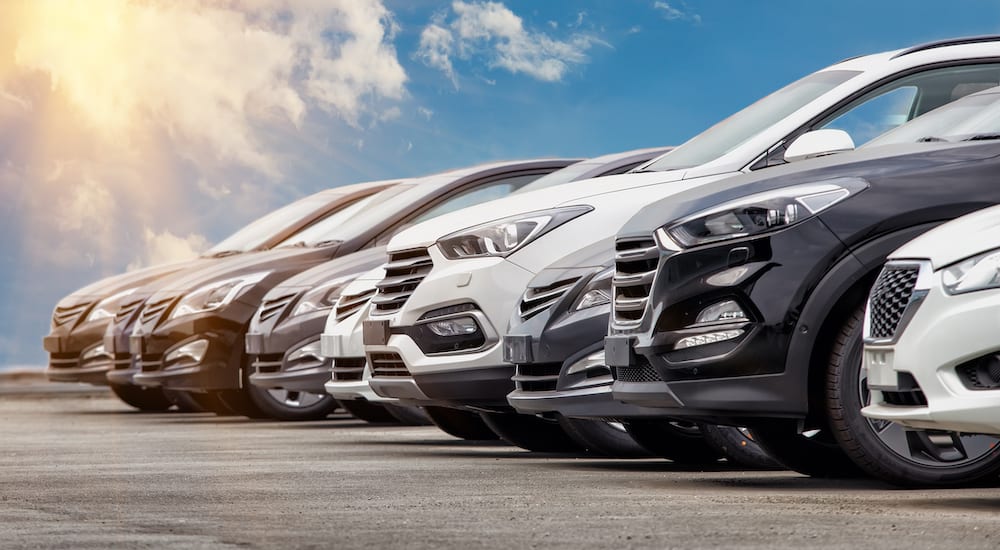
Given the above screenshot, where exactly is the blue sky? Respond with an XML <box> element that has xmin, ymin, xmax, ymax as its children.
<box><xmin>1</xmin><ymin>0</ymin><xmax>999</xmax><ymax>367</ymax></box>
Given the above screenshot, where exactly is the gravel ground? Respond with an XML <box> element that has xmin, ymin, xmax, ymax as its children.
<box><xmin>2</xmin><ymin>394</ymin><xmax>1000</xmax><ymax>549</ymax></box>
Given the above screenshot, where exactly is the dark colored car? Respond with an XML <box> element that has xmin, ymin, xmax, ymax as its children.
<box><xmin>129</xmin><ymin>159</ymin><xmax>578</xmax><ymax>417</ymax></box>
<box><xmin>44</xmin><ymin>180</ymin><xmax>390</xmax><ymax>410</ymax></box>
<box><xmin>605</xmin><ymin>87</ymin><xmax>1000</xmax><ymax>487</ymax></box>
<box><xmin>244</xmin><ymin>148</ymin><xmax>671</xmax><ymax>423</ymax></box>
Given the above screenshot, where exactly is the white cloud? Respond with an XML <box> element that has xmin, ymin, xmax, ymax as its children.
<box><xmin>417</xmin><ymin>106</ymin><xmax>434</xmax><ymax>120</ymax></box>
<box><xmin>653</xmin><ymin>1</ymin><xmax>701</xmax><ymax>23</ymax></box>
<box><xmin>627</xmin><ymin>25</ymin><xmax>642</xmax><ymax>35</ymax></box>
<box><xmin>196</xmin><ymin>177</ymin><xmax>232</xmax><ymax>200</ymax></box>
<box><xmin>128</xmin><ymin>229</ymin><xmax>210</xmax><ymax>270</ymax></box>
<box><xmin>416</xmin><ymin>1</ymin><xmax>602</xmax><ymax>85</ymax></box>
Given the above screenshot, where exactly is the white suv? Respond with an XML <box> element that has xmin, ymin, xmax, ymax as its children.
<box><xmin>363</xmin><ymin>37</ymin><xmax>1000</xmax><ymax>447</ymax></box>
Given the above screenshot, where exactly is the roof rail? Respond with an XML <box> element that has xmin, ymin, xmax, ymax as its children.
<box><xmin>892</xmin><ymin>35</ymin><xmax>1000</xmax><ymax>59</ymax></box>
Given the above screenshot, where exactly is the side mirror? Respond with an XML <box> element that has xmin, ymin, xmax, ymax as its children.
<box><xmin>783</xmin><ymin>129</ymin><xmax>855</xmax><ymax>163</ymax></box>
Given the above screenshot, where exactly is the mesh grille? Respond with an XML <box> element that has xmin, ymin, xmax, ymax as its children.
<box><xmin>518</xmin><ymin>278</ymin><xmax>580</xmax><ymax>321</ymax></box>
<box><xmin>371</xmin><ymin>249</ymin><xmax>433</xmax><ymax>316</ymax></box>
<box><xmin>370</xmin><ymin>352</ymin><xmax>410</xmax><ymax>377</ymax></box>
<box><xmin>868</xmin><ymin>265</ymin><xmax>919</xmax><ymax>339</ymax></box>
<box><xmin>612</xmin><ymin>360</ymin><xmax>662</xmax><ymax>383</ymax></box>
<box><xmin>612</xmin><ymin>237</ymin><xmax>659</xmax><ymax>326</ymax></box>
<box><xmin>513</xmin><ymin>363</ymin><xmax>561</xmax><ymax>392</ymax></box>
<box><xmin>331</xmin><ymin>357</ymin><xmax>366</xmax><ymax>381</ymax></box>
<box><xmin>258</xmin><ymin>293</ymin><xmax>297</xmax><ymax>323</ymax></box>
<box><xmin>335</xmin><ymin>288</ymin><xmax>376</xmax><ymax>322</ymax></box>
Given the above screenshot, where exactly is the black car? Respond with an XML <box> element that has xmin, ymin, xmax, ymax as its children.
<box><xmin>605</xmin><ymin>87</ymin><xmax>1000</xmax><ymax>487</ymax></box>
<box><xmin>44</xmin><ymin>181</ymin><xmax>390</xmax><ymax>411</ymax></box>
<box><xmin>244</xmin><ymin>148</ymin><xmax>671</xmax><ymax>423</ymax></box>
<box><xmin>130</xmin><ymin>159</ymin><xmax>578</xmax><ymax>417</ymax></box>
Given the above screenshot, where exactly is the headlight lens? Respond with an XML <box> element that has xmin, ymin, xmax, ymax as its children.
<box><xmin>661</xmin><ymin>178</ymin><xmax>868</xmax><ymax>248</ymax></box>
<box><xmin>171</xmin><ymin>271</ymin><xmax>270</xmax><ymax>319</ymax></box>
<box><xmin>437</xmin><ymin>206</ymin><xmax>593</xmax><ymax>260</ymax></box>
<box><xmin>291</xmin><ymin>274</ymin><xmax>357</xmax><ymax>317</ymax></box>
<box><xmin>85</xmin><ymin>288</ymin><xmax>138</xmax><ymax>322</ymax></box>
<box><xmin>574</xmin><ymin>267</ymin><xmax>613</xmax><ymax>311</ymax></box>
<box><xmin>942</xmin><ymin>249</ymin><xmax>1000</xmax><ymax>294</ymax></box>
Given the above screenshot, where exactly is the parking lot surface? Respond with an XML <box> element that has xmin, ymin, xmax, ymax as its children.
<box><xmin>3</xmin><ymin>394</ymin><xmax>1000</xmax><ymax>549</ymax></box>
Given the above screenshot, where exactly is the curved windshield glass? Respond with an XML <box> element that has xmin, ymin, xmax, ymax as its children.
<box><xmin>517</xmin><ymin>161</ymin><xmax>598</xmax><ymax>193</ymax></box>
<box><xmin>865</xmin><ymin>90</ymin><xmax>1000</xmax><ymax>148</ymax></box>
<box><xmin>275</xmin><ymin>191</ymin><xmax>386</xmax><ymax>248</ymax></box>
<box><xmin>206</xmin><ymin>193</ymin><xmax>340</xmax><ymax>255</ymax></box>
<box><xmin>643</xmin><ymin>70</ymin><xmax>861</xmax><ymax>172</ymax></box>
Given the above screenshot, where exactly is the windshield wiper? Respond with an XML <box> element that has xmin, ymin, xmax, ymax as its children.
<box><xmin>964</xmin><ymin>133</ymin><xmax>1000</xmax><ymax>142</ymax></box>
<box><xmin>313</xmin><ymin>239</ymin><xmax>343</xmax><ymax>248</ymax></box>
<box><xmin>206</xmin><ymin>250</ymin><xmax>242</xmax><ymax>258</ymax></box>
<box><xmin>277</xmin><ymin>241</ymin><xmax>307</xmax><ymax>249</ymax></box>
<box><xmin>917</xmin><ymin>136</ymin><xmax>949</xmax><ymax>142</ymax></box>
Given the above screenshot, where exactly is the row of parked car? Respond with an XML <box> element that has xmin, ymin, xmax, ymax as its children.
<box><xmin>45</xmin><ymin>35</ymin><xmax>1000</xmax><ymax>488</ymax></box>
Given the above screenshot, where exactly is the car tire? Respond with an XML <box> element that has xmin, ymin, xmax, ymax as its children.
<box><xmin>622</xmin><ymin>419</ymin><xmax>721</xmax><ymax>464</ymax></box>
<box><xmin>244</xmin><ymin>385</ymin><xmax>339</xmax><ymax>421</ymax></box>
<box><xmin>109</xmin><ymin>383</ymin><xmax>173</xmax><ymax>411</ymax></box>
<box><xmin>339</xmin><ymin>399</ymin><xmax>400</xmax><ymax>424</ymax></box>
<box><xmin>479</xmin><ymin>411</ymin><xmax>581</xmax><ymax>452</ymax></box>
<box><xmin>216</xmin><ymin>389</ymin><xmax>269</xmax><ymax>419</ymax></box>
<box><xmin>424</xmin><ymin>406</ymin><xmax>500</xmax><ymax>440</ymax></box>
<box><xmin>384</xmin><ymin>403</ymin><xmax>432</xmax><ymax>426</ymax></box>
<box><xmin>164</xmin><ymin>389</ymin><xmax>221</xmax><ymax>413</ymax></box>
<box><xmin>747</xmin><ymin>422</ymin><xmax>863</xmax><ymax>478</ymax></box>
<box><xmin>826</xmin><ymin>304</ymin><xmax>1000</xmax><ymax>487</ymax></box>
<box><xmin>698</xmin><ymin>424</ymin><xmax>783</xmax><ymax>469</ymax></box>
<box><xmin>557</xmin><ymin>416</ymin><xmax>652</xmax><ymax>458</ymax></box>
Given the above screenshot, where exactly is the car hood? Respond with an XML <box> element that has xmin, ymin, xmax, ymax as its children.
<box><xmin>617</xmin><ymin>142</ymin><xmax>1000</xmax><ymax>237</ymax></box>
<box><xmin>891</xmin><ymin>203</ymin><xmax>1000</xmax><ymax>268</ymax></box>
<box><xmin>386</xmin><ymin>170</ymin><xmax>687</xmax><ymax>250</ymax></box>
<box><xmin>55</xmin><ymin>258</ymin><xmax>203</xmax><ymax>309</ymax></box>
<box><xmin>260</xmin><ymin>247</ymin><xmax>387</xmax><ymax>298</ymax></box>
<box><xmin>544</xmin><ymin>239</ymin><xmax>615</xmax><ymax>271</ymax></box>
<box><xmin>150</xmin><ymin>246</ymin><xmax>339</xmax><ymax>296</ymax></box>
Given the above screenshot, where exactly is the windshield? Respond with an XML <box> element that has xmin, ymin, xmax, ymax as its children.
<box><xmin>275</xmin><ymin>192</ymin><xmax>384</xmax><ymax>247</ymax></box>
<box><xmin>517</xmin><ymin>161</ymin><xmax>598</xmax><ymax>193</ymax></box>
<box><xmin>643</xmin><ymin>70</ymin><xmax>861</xmax><ymax>172</ymax></box>
<box><xmin>206</xmin><ymin>193</ymin><xmax>341</xmax><ymax>255</ymax></box>
<box><xmin>865</xmin><ymin>90</ymin><xmax>1000</xmax><ymax>148</ymax></box>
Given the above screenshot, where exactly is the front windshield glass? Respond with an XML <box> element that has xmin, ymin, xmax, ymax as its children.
<box><xmin>276</xmin><ymin>185</ymin><xmax>413</xmax><ymax>247</ymax></box>
<box><xmin>643</xmin><ymin>70</ymin><xmax>861</xmax><ymax>172</ymax></box>
<box><xmin>517</xmin><ymin>161</ymin><xmax>598</xmax><ymax>193</ymax></box>
<box><xmin>865</xmin><ymin>90</ymin><xmax>1000</xmax><ymax>148</ymax></box>
<box><xmin>206</xmin><ymin>193</ymin><xmax>340</xmax><ymax>255</ymax></box>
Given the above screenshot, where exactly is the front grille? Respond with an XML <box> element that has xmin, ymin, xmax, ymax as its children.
<box><xmin>518</xmin><ymin>277</ymin><xmax>581</xmax><ymax>321</ymax></box>
<box><xmin>331</xmin><ymin>357</ymin><xmax>366</xmax><ymax>381</ymax></box>
<box><xmin>252</xmin><ymin>353</ymin><xmax>284</xmax><ymax>373</ymax></box>
<box><xmin>612</xmin><ymin>237</ymin><xmax>659</xmax><ymax>326</ymax></box>
<box><xmin>371</xmin><ymin>249</ymin><xmax>433</xmax><ymax>316</ymax></box>
<box><xmin>369</xmin><ymin>352</ymin><xmax>410</xmax><ymax>377</ymax></box>
<box><xmin>140</xmin><ymin>353</ymin><xmax>163</xmax><ymax>372</ymax></box>
<box><xmin>868</xmin><ymin>265</ymin><xmax>920</xmax><ymax>340</ymax></box>
<box><xmin>612</xmin><ymin>358</ymin><xmax>662</xmax><ymax>383</ymax></box>
<box><xmin>52</xmin><ymin>302</ymin><xmax>91</xmax><ymax>327</ymax></box>
<box><xmin>258</xmin><ymin>293</ymin><xmax>297</xmax><ymax>323</ymax></box>
<box><xmin>140</xmin><ymin>297</ymin><xmax>174</xmax><ymax>326</ymax></box>
<box><xmin>513</xmin><ymin>363</ymin><xmax>561</xmax><ymax>392</ymax></box>
<box><xmin>335</xmin><ymin>288</ymin><xmax>376</xmax><ymax>322</ymax></box>
<box><xmin>115</xmin><ymin>298</ymin><xmax>145</xmax><ymax>323</ymax></box>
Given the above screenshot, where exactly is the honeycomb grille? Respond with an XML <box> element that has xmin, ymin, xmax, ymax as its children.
<box><xmin>868</xmin><ymin>265</ymin><xmax>920</xmax><ymax>339</ymax></box>
<box><xmin>612</xmin><ymin>361</ymin><xmax>662</xmax><ymax>383</ymax></box>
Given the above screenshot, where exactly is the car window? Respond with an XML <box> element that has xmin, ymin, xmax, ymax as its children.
<box><xmin>408</xmin><ymin>174</ymin><xmax>540</xmax><ymax>225</ymax></box>
<box><xmin>821</xmin><ymin>86</ymin><xmax>919</xmax><ymax>145</ymax></box>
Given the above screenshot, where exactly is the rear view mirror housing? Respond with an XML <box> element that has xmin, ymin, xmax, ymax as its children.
<box><xmin>784</xmin><ymin>129</ymin><xmax>856</xmax><ymax>163</ymax></box>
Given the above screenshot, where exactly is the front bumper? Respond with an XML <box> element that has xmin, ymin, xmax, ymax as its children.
<box><xmin>247</xmin><ymin>309</ymin><xmax>331</xmax><ymax>394</ymax></box>
<box><xmin>44</xmin><ymin>319</ymin><xmax>113</xmax><ymax>385</ymax></box>
<box><xmin>863</xmin><ymin>277</ymin><xmax>1000</xmax><ymax>435</ymax></box>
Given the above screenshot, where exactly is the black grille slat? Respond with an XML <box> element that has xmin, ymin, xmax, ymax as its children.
<box><xmin>613</xmin><ymin>237</ymin><xmax>659</xmax><ymax>325</ymax></box>
<box><xmin>518</xmin><ymin>278</ymin><xmax>580</xmax><ymax>320</ymax></box>
<box><xmin>259</xmin><ymin>293</ymin><xmax>297</xmax><ymax>322</ymax></box>
<box><xmin>52</xmin><ymin>302</ymin><xmax>91</xmax><ymax>327</ymax></box>
<box><xmin>252</xmin><ymin>353</ymin><xmax>284</xmax><ymax>373</ymax></box>
<box><xmin>115</xmin><ymin>298</ymin><xmax>145</xmax><ymax>323</ymax></box>
<box><xmin>869</xmin><ymin>265</ymin><xmax>920</xmax><ymax>340</ymax></box>
<box><xmin>140</xmin><ymin>297</ymin><xmax>174</xmax><ymax>326</ymax></box>
<box><xmin>331</xmin><ymin>357</ymin><xmax>366</xmax><ymax>381</ymax></box>
<box><xmin>513</xmin><ymin>363</ymin><xmax>561</xmax><ymax>392</ymax></box>
<box><xmin>372</xmin><ymin>249</ymin><xmax>433</xmax><ymax>315</ymax></box>
<box><xmin>335</xmin><ymin>289</ymin><xmax>376</xmax><ymax>322</ymax></box>
<box><xmin>370</xmin><ymin>352</ymin><xmax>410</xmax><ymax>377</ymax></box>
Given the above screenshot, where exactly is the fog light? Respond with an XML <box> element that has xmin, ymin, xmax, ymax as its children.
<box><xmin>426</xmin><ymin>316</ymin><xmax>479</xmax><ymax>337</ymax></box>
<box><xmin>695</xmin><ymin>300</ymin><xmax>746</xmax><ymax>324</ymax></box>
<box><xmin>675</xmin><ymin>330</ymin><xmax>743</xmax><ymax>350</ymax></box>
<box><xmin>288</xmin><ymin>340</ymin><xmax>323</xmax><ymax>363</ymax></box>
<box><xmin>165</xmin><ymin>339</ymin><xmax>209</xmax><ymax>364</ymax></box>
<box><xmin>567</xmin><ymin>350</ymin><xmax>608</xmax><ymax>375</ymax></box>
<box><xmin>82</xmin><ymin>343</ymin><xmax>109</xmax><ymax>361</ymax></box>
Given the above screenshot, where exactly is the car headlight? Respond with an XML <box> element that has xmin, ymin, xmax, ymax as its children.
<box><xmin>291</xmin><ymin>274</ymin><xmax>357</xmax><ymax>317</ymax></box>
<box><xmin>437</xmin><ymin>206</ymin><xmax>593</xmax><ymax>260</ymax></box>
<box><xmin>573</xmin><ymin>267</ymin><xmax>613</xmax><ymax>311</ymax></box>
<box><xmin>85</xmin><ymin>287</ymin><xmax>138</xmax><ymax>322</ymax></box>
<box><xmin>659</xmin><ymin>178</ymin><xmax>868</xmax><ymax>249</ymax></box>
<box><xmin>942</xmin><ymin>249</ymin><xmax>1000</xmax><ymax>294</ymax></box>
<box><xmin>170</xmin><ymin>271</ymin><xmax>271</xmax><ymax>319</ymax></box>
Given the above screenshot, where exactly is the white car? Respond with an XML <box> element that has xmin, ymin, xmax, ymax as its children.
<box><xmin>863</xmin><ymin>203</ymin><xmax>1000</xmax><ymax>436</ymax></box>
<box><xmin>364</xmin><ymin>37</ymin><xmax>1000</xmax><ymax>449</ymax></box>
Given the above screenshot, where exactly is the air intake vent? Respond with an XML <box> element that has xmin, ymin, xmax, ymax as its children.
<box><xmin>258</xmin><ymin>293</ymin><xmax>297</xmax><ymax>322</ymax></box>
<box><xmin>612</xmin><ymin>358</ymin><xmax>662</xmax><ymax>383</ymax></box>
<box><xmin>331</xmin><ymin>357</ymin><xmax>366</xmax><ymax>381</ymax></box>
<box><xmin>612</xmin><ymin>237</ymin><xmax>659</xmax><ymax>326</ymax></box>
<box><xmin>518</xmin><ymin>277</ymin><xmax>580</xmax><ymax>321</ymax></box>
<box><xmin>513</xmin><ymin>363</ymin><xmax>562</xmax><ymax>392</ymax></box>
<box><xmin>371</xmin><ymin>249</ymin><xmax>433</xmax><ymax>316</ymax></box>
<box><xmin>369</xmin><ymin>352</ymin><xmax>410</xmax><ymax>377</ymax></box>
<box><xmin>335</xmin><ymin>288</ymin><xmax>376</xmax><ymax>322</ymax></box>
<box><xmin>868</xmin><ymin>265</ymin><xmax>920</xmax><ymax>340</ymax></box>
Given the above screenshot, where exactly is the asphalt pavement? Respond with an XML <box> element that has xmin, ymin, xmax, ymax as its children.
<box><xmin>2</xmin><ymin>393</ymin><xmax>1000</xmax><ymax>549</ymax></box>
